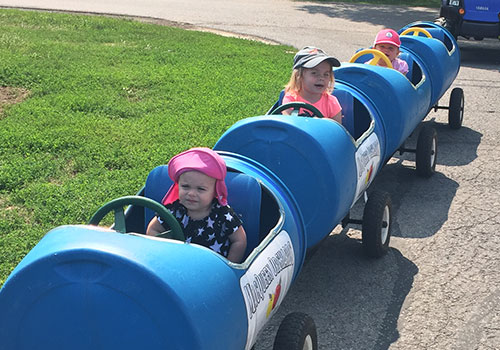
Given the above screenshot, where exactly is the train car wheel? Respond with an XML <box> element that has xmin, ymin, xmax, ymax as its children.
<box><xmin>448</xmin><ymin>87</ymin><xmax>464</xmax><ymax>129</ymax></box>
<box><xmin>273</xmin><ymin>312</ymin><xmax>318</xmax><ymax>350</ymax></box>
<box><xmin>362</xmin><ymin>190</ymin><xmax>392</xmax><ymax>258</ymax></box>
<box><xmin>416</xmin><ymin>126</ymin><xmax>438</xmax><ymax>177</ymax></box>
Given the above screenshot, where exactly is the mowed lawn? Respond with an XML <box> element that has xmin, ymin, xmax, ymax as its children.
<box><xmin>0</xmin><ymin>9</ymin><xmax>294</xmax><ymax>285</ymax></box>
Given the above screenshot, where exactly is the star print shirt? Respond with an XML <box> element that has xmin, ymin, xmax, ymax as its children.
<box><xmin>157</xmin><ymin>199</ymin><xmax>242</xmax><ymax>258</ymax></box>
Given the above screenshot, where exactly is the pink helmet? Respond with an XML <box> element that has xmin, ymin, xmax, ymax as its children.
<box><xmin>374</xmin><ymin>29</ymin><xmax>401</xmax><ymax>48</ymax></box>
<box><xmin>161</xmin><ymin>147</ymin><xmax>228</xmax><ymax>206</ymax></box>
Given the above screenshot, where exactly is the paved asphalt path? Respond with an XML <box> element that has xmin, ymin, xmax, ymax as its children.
<box><xmin>1</xmin><ymin>1</ymin><xmax>499</xmax><ymax>349</ymax></box>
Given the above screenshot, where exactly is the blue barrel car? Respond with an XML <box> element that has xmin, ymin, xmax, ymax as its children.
<box><xmin>0</xmin><ymin>156</ymin><xmax>307</xmax><ymax>350</ymax></box>
<box><xmin>0</xmin><ymin>22</ymin><xmax>464</xmax><ymax>350</ymax></box>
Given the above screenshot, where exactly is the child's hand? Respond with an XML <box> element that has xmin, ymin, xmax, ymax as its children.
<box><xmin>146</xmin><ymin>216</ymin><xmax>165</xmax><ymax>236</ymax></box>
<box><xmin>377</xmin><ymin>58</ymin><xmax>389</xmax><ymax>67</ymax></box>
<box><xmin>333</xmin><ymin>111</ymin><xmax>343</xmax><ymax>124</ymax></box>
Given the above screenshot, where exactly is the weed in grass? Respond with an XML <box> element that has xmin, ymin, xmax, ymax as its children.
<box><xmin>0</xmin><ymin>86</ymin><xmax>30</xmax><ymax>116</ymax></box>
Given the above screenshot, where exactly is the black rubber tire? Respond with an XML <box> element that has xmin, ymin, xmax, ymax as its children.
<box><xmin>273</xmin><ymin>312</ymin><xmax>318</xmax><ymax>350</ymax></box>
<box><xmin>362</xmin><ymin>190</ymin><xmax>392</xmax><ymax>258</ymax></box>
<box><xmin>448</xmin><ymin>87</ymin><xmax>464</xmax><ymax>130</ymax></box>
<box><xmin>416</xmin><ymin>126</ymin><xmax>438</xmax><ymax>177</ymax></box>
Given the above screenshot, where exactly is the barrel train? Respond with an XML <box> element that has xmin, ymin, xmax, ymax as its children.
<box><xmin>0</xmin><ymin>21</ymin><xmax>464</xmax><ymax>350</ymax></box>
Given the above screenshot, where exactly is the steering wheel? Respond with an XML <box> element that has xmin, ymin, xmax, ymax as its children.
<box><xmin>349</xmin><ymin>49</ymin><xmax>393</xmax><ymax>69</ymax></box>
<box><xmin>88</xmin><ymin>195</ymin><xmax>185</xmax><ymax>241</ymax></box>
<box><xmin>269</xmin><ymin>102</ymin><xmax>324</xmax><ymax>118</ymax></box>
<box><xmin>400</xmin><ymin>27</ymin><xmax>432</xmax><ymax>38</ymax></box>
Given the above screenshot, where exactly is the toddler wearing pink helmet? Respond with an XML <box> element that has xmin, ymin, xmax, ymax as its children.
<box><xmin>146</xmin><ymin>147</ymin><xmax>247</xmax><ymax>263</ymax></box>
<box><xmin>370</xmin><ymin>28</ymin><xmax>409</xmax><ymax>76</ymax></box>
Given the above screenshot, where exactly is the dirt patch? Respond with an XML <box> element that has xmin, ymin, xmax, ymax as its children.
<box><xmin>0</xmin><ymin>86</ymin><xmax>30</xmax><ymax>116</ymax></box>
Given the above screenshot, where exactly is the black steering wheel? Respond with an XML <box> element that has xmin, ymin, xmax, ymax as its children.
<box><xmin>88</xmin><ymin>195</ymin><xmax>185</xmax><ymax>241</ymax></box>
<box><xmin>269</xmin><ymin>102</ymin><xmax>324</xmax><ymax>118</ymax></box>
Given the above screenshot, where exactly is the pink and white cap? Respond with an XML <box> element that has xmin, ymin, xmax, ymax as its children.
<box><xmin>161</xmin><ymin>147</ymin><xmax>228</xmax><ymax>206</ymax></box>
<box><xmin>374</xmin><ymin>29</ymin><xmax>401</xmax><ymax>48</ymax></box>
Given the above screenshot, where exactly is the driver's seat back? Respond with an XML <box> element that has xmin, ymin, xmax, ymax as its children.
<box><xmin>332</xmin><ymin>89</ymin><xmax>355</xmax><ymax>137</ymax></box>
<box><xmin>398</xmin><ymin>52</ymin><xmax>414</xmax><ymax>83</ymax></box>
<box><xmin>143</xmin><ymin>165</ymin><xmax>262</xmax><ymax>259</ymax></box>
<box><xmin>266</xmin><ymin>90</ymin><xmax>285</xmax><ymax>114</ymax></box>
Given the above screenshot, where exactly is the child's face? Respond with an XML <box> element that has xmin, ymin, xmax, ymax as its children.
<box><xmin>178</xmin><ymin>170</ymin><xmax>216</xmax><ymax>219</ymax></box>
<box><xmin>374</xmin><ymin>43</ymin><xmax>399</xmax><ymax>63</ymax></box>
<box><xmin>300</xmin><ymin>60</ymin><xmax>332</xmax><ymax>99</ymax></box>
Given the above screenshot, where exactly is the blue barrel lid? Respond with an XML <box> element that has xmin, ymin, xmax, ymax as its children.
<box><xmin>334</xmin><ymin>63</ymin><xmax>431</xmax><ymax>159</ymax></box>
<box><xmin>215</xmin><ymin>116</ymin><xmax>357</xmax><ymax>247</ymax></box>
<box><xmin>399</xmin><ymin>21</ymin><xmax>460</xmax><ymax>107</ymax></box>
<box><xmin>0</xmin><ymin>225</ymin><xmax>248</xmax><ymax>350</ymax></box>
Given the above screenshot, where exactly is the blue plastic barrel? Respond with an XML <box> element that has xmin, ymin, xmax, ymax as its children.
<box><xmin>215</xmin><ymin>115</ymin><xmax>358</xmax><ymax>247</ymax></box>
<box><xmin>219</xmin><ymin>151</ymin><xmax>308</xmax><ymax>275</ymax></box>
<box><xmin>334</xmin><ymin>64</ymin><xmax>431</xmax><ymax>160</ymax></box>
<box><xmin>0</xmin><ymin>225</ymin><xmax>248</xmax><ymax>349</ymax></box>
<box><xmin>398</xmin><ymin>21</ymin><xmax>460</xmax><ymax>108</ymax></box>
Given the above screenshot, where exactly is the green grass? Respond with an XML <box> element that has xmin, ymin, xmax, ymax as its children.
<box><xmin>0</xmin><ymin>9</ymin><xmax>294</xmax><ymax>286</ymax></box>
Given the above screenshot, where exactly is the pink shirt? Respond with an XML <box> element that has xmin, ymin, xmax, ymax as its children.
<box><xmin>366</xmin><ymin>56</ymin><xmax>409</xmax><ymax>75</ymax></box>
<box><xmin>392</xmin><ymin>57</ymin><xmax>409</xmax><ymax>75</ymax></box>
<box><xmin>282</xmin><ymin>92</ymin><xmax>342</xmax><ymax>119</ymax></box>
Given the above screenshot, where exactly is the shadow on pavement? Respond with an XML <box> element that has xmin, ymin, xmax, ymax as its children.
<box><xmin>432</xmin><ymin>122</ymin><xmax>482</xmax><ymax>167</ymax></box>
<box><xmin>458</xmin><ymin>39</ymin><xmax>500</xmax><ymax>70</ymax></box>
<box><xmin>363</xmin><ymin>118</ymin><xmax>480</xmax><ymax>239</ymax></box>
<box><xmin>402</xmin><ymin>119</ymin><xmax>481</xmax><ymax>168</ymax></box>
<box><xmin>296</xmin><ymin>3</ymin><xmax>438</xmax><ymax>30</ymax></box>
<box><xmin>254</xmin><ymin>235</ymin><xmax>418</xmax><ymax>350</ymax></box>
<box><xmin>371</xmin><ymin>165</ymin><xmax>458</xmax><ymax>239</ymax></box>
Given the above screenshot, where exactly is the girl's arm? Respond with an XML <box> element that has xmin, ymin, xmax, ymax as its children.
<box><xmin>332</xmin><ymin>111</ymin><xmax>343</xmax><ymax>124</ymax></box>
<box><xmin>280</xmin><ymin>93</ymin><xmax>295</xmax><ymax>115</ymax></box>
<box><xmin>146</xmin><ymin>216</ymin><xmax>165</xmax><ymax>236</ymax></box>
<box><xmin>227</xmin><ymin>226</ymin><xmax>247</xmax><ymax>263</ymax></box>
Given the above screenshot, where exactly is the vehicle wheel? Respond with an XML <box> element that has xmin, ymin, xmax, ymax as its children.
<box><xmin>416</xmin><ymin>125</ymin><xmax>438</xmax><ymax>177</ymax></box>
<box><xmin>448</xmin><ymin>87</ymin><xmax>464</xmax><ymax>129</ymax></box>
<box><xmin>273</xmin><ymin>312</ymin><xmax>318</xmax><ymax>350</ymax></box>
<box><xmin>362</xmin><ymin>190</ymin><xmax>392</xmax><ymax>258</ymax></box>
